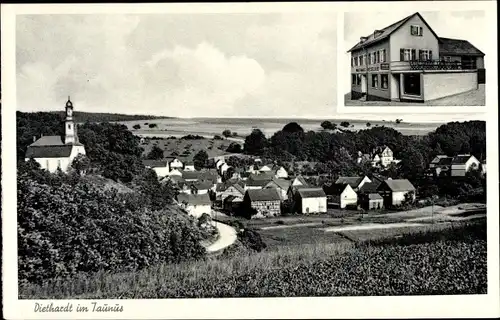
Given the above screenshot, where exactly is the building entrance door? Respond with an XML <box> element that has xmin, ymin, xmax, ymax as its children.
<box><xmin>361</xmin><ymin>74</ymin><xmax>367</xmax><ymax>94</ymax></box>
<box><xmin>403</xmin><ymin>73</ymin><xmax>421</xmax><ymax>96</ymax></box>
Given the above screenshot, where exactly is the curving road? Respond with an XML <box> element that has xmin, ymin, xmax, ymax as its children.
<box><xmin>205</xmin><ymin>220</ymin><xmax>237</xmax><ymax>253</ymax></box>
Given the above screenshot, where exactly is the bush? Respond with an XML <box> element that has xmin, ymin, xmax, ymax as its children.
<box><xmin>18</xmin><ymin>177</ymin><xmax>206</xmax><ymax>285</ymax></box>
<box><xmin>213</xmin><ymin>135</ymin><xmax>224</xmax><ymax>140</ymax></box>
<box><xmin>148</xmin><ymin>123</ymin><xmax>158</xmax><ymax>128</ymax></box>
<box><xmin>181</xmin><ymin>135</ymin><xmax>205</xmax><ymax>140</ymax></box>
<box><xmin>238</xmin><ymin>229</ymin><xmax>267</xmax><ymax>252</ymax></box>
<box><xmin>133</xmin><ymin>124</ymin><xmax>141</xmax><ymax>130</ymax></box>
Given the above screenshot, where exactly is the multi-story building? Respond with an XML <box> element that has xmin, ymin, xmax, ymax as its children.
<box><xmin>348</xmin><ymin>12</ymin><xmax>485</xmax><ymax>102</ymax></box>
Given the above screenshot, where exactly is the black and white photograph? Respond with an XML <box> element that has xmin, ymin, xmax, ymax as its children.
<box><xmin>1</xmin><ymin>2</ymin><xmax>499</xmax><ymax>320</ymax></box>
<box><xmin>343</xmin><ymin>11</ymin><xmax>487</xmax><ymax>106</ymax></box>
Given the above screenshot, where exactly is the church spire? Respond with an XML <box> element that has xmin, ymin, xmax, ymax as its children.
<box><xmin>64</xmin><ymin>97</ymin><xmax>76</xmax><ymax>144</ymax></box>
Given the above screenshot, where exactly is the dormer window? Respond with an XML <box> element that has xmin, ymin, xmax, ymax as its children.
<box><xmin>410</xmin><ymin>25</ymin><xmax>423</xmax><ymax>36</ymax></box>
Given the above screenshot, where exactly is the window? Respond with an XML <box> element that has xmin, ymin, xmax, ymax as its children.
<box><xmin>380</xmin><ymin>49</ymin><xmax>386</xmax><ymax>63</ymax></box>
<box><xmin>356</xmin><ymin>74</ymin><xmax>362</xmax><ymax>85</ymax></box>
<box><xmin>351</xmin><ymin>57</ymin><xmax>354</xmax><ymax>67</ymax></box>
<box><xmin>359</xmin><ymin>55</ymin><xmax>363</xmax><ymax>66</ymax></box>
<box><xmin>354</xmin><ymin>56</ymin><xmax>358</xmax><ymax>66</ymax></box>
<box><xmin>68</xmin><ymin>124</ymin><xmax>72</xmax><ymax>130</ymax></box>
<box><xmin>371</xmin><ymin>74</ymin><xmax>378</xmax><ymax>88</ymax></box>
<box><xmin>370</xmin><ymin>53</ymin><xmax>375</xmax><ymax>64</ymax></box>
<box><xmin>410</xmin><ymin>25</ymin><xmax>423</xmax><ymax>36</ymax></box>
<box><xmin>376</xmin><ymin>51</ymin><xmax>380</xmax><ymax>63</ymax></box>
<box><xmin>352</xmin><ymin>74</ymin><xmax>357</xmax><ymax>85</ymax></box>
<box><xmin>381</xmin><ymin>74</ymin><xmax>389</xmax><ymax>89</ymax></box>
<box><xmin>400</xmin><ymin>48</ymin><xmax>416</xmax><ymax>61</ymax></box>
<box><xmin>419</xmin><ymin>49</ymin><xmax>433</xmax><ymax>60</ymax></box>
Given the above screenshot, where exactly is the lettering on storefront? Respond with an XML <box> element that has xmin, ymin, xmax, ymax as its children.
<box><xmin>355</xmin><ymin>66</ymin><xmax>381</xmax><ymax>72</ymax></box>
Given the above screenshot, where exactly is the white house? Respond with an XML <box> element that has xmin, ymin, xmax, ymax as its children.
<box><xmin>377</xmin><ymin>179</ymin><xmax>416</xmax><ymax>206</ymax></box>
<box><xmin>143</xmin><ymin>160</ymin><xmax>170</xmax><ymax>178</ymax></box>
<box><xmin>291</xmin><ymin>175</ymin><xmax>308</xmax><ymax>187</ymax></box>
<box><xmin>190</xmin><ymin>181</ymin><xmax>213</xmax><ymax>195</ymax></box>
<box><xmin>25</xmin><ymin>98</ymin><xmax>86</xmax><ymax>173</ymax></box>
<box><xmin>167</xmin><ymin>168</ymin><xmax>183</xmax><ymax>177</ymax></box>
<box><xmin>327</xmin><ymin>183</ymin><xmax>358</xmax><ymax>209</ymax></box>
<box><xmin>295</xmin><ymin>188</ymin><xmax>327</xmax><ymax>214</ymax></box>
<box><xmin>259</xmin><ymin>164</ymin><xmax>274</xmax><ymax>172</ymax></box>
<box><xmin>177</xmin><ymin>193</ymin><xmax>212</xmax><ymax>218</ymax></box>
<box><xmin>264</xmin><ymin>178</ymin><xmax>291</xmax><ymax>201</ymax></box>
<box><xmin>169</xmin><ymin>158</ymin><xmax>184</xmax><ymax>170</ymax></box>
<box><xmin>274</xmin><ymin>166</ymin><xmax>289</xmax><ymax>179</ymax></box>
<box><xmin>335</xmin><ymin>176</ymin><xmax>371</xmax><ymax>191</ymax></box>
<box><xmin>451</xmin><ymin>154</ymin><xmax>480</xmax><ymax>177</ymax></box>
<box><xmin>183</xmin><ymin>162</ymin><xmax>195</xmax><ymax>171</ymax></box>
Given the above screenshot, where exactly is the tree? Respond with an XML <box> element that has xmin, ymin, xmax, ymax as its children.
<box><xmin>396</xmin><ymin>119</ymin><xmax>403</xmax><ymax>124</ymax></box>
<box><xmin>148</xmin><ymin>123</ymin><xmax>158</xmax><ymax>128</ymax></box>
<box><xmin>244</xmin><ymin>129</ymin><xmax>268</xmax><ymax>155</ymax></box>
<box><xmin>321</xmin><ymin>120</ymin><xmax>336</xmax><ymax>130</ymax></box>
<box><xmin>226</xmin><ymin>142</ymin><xmax>242</xmax><ymax>153</ymax></box>
<box><xmin>282</xmin><ymin>122</ymin><xmax>304</xmax><ymax>134</ymax></box>
<box><xmin>222</xmin><ymin>129</ymin><xmax>232</xmax><ymax>138</ymax></box>
<box><xmin>193</xmin><ymin>150</ymin><xmax>208</xmax><ymax>170</ymax></box>
<box><xmin>132</xmin><ymin>124</ymin><xmax>141</xmax><ymax>130</ymax></box>
<box><xmin>340</xmin><ymin>121</ymin><xmax>350</xmax><ymax>128</ymax></box>
<box><xmin>146</xmin><ymin>145</ymin><xmax>164</xmax><ymax>160</ymax></box>
<box><xmin>232</xmin><ymin>132</ymin><xmax>238</xmax><ymax>137</ymax></box>
<box><xmin>366</xmin><ymin>122</ymin><xmax>371</xmax><ymax>127</ymax></box>
<box><xmin>71</xmin><ymin>154</ymin><xmax>91</xmax><ymax>175</ymax></box>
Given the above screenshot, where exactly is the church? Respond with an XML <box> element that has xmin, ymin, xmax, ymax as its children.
<box><xmin>25</xmin><ymin>98</ymin><xmax>87</xmax><ymax>173</ymax></box>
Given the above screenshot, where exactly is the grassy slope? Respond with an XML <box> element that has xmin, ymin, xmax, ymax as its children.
<box><xmin>20</xmin><ymin>221</ymin><xmax>486</xmax><ymax>298</ymax></box>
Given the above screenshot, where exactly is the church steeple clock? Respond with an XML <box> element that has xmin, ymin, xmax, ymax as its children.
<box><xmin>64</xmin><ymin>96</ymin><xmax>76</xmax><ymax>144</ymax></box>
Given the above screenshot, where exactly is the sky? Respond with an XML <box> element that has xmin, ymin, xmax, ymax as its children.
<box><xmin>343</xmin><ymin>10</ymin><xmax>489</xmax><ymax>93</ymax></box>
<box><xmin>16</xmin><ymin>13</ymin><xmax>338</xmax><ymax>118</ymax></box>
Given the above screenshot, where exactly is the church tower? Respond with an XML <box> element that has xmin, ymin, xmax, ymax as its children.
<box><xmin>64</xmin><ymin>96</ymin><xmax>76</xmax><ymax>144</ymax></box>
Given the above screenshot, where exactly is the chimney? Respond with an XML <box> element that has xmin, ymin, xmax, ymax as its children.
<box><xmin>360</xmin><ymin>36</ymin><xmax>368</xmax><ymax>43</ymax></box>
<box><xmin>373</xmin><ymin>30</ymin><xmax>384</xmax><ymax>38</ymax></box>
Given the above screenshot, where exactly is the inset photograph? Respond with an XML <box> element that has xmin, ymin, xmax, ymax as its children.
<box><xmin>343</xmin><ymin>11</ymin><xmax>486</xmax><ymax>106</ymax></box>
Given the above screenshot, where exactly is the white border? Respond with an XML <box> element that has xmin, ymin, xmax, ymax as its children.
<box><xmin>2</xmin><ymin>2</ymin><xmax>499</xmax><ymax>319</ymax></box>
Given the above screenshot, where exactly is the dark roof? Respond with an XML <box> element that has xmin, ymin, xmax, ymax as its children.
<box><xmin>358</xmin><ymin>181</ymin><xmax>380</xmax><ymax>194</ymax></box>
<box><xmin>191</xmin><ymin>181</ymin><xmax>213</xmax><ymax>190</ymax></box>
<box><xmin>177</xmin><ymin>193</ymin><xmax>211</xmax><ymax>205</ymax></box>
<box><xmin>249</xmin><ymin>172</ymin><xmax>275</xmax><ymax>181</ymax></box>
<box><xmin>368</xmin><ymin>193</ymin><xmax>383</xmax><ymax>200</ymax></box>
<box><xmin>224</xmin><ymin>183</ymin><xmax>245</xmax><ymax>195</ymax></box>
<box><xmin>437</xmin><ymin>157</ymin><xmax>453</xmax><ymax>165</ymax></box>
<box><xmin>451</xmin><ymin>155</ymin><xmax>475</xmax><ymax>165</ymax></box>
<box><xmin>30</xmin><ymin>135</ymin><xmax>66</xmax><ymax>146</ymax></box>
<box><xmin>246</xmin><ymin>179</ymin><xmax>271</xmax><ymax>187</ymax></box>
<box><xmin>335</xmin><ymin>176</ymin><xmax>364</xmax><ymax>188</ymax></box>
<box><xmin>380</xmin><ymin>179</ymin><xmax>415</xmax><ymax>192</ymax></box>
<box><xmin>142</xmin><ymin>160</ymin><xmax>169</xmax><ymax>168</ymax></box>
<box><xmin>182</xmin><ymin>171</ymin><xmax>202</xmax><ymax>180</ymax></box>
<box><xmin>439</xmin><ymin>37</ymin><xmax>484</xmax><ymax>56</ymax></box>
<box><xmin>246</xmin><ymin>188</ymin><xmax>282</xmax><ymax>202</ymax></box>
<box><xmin>266</xmin><ymin>178</ymin><xmax>291</xmax><ymax>190</ymax></box>
<box><xmin>297</xmin><ymin>188</ymin><xmax>327</xmax><ymax>198</ymax></box>
<box><xmin>323</xmin><ymin>183</ymin><xmax>350</xmax><ymax>195</ymax></box>
<box><xmin>347</xmin><ymin>12</ymin><xmax>441</xmax><ymax>52</ymax></box>
<box><xmin>25</xmin><ymin>145</ymin><xmax>74</xmax><ymax>158</ymax></box>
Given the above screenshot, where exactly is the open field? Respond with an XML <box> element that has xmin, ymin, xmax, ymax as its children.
<box><xmin>118</xmin><ymin>117</ymin><xmax>444</xmax><ymax>138</ymax></box>
<box><xmin>139</xmin><ymin>136</ymin><xmax>243</xmax><ymax>161</ymax></box>
<box><xmin>344</xmin><ymin>84</ymin><xmax>485</xmax><ymax>107</ymax></box>
<box><xmin>19</xmin><ymin>220</ymin><xmax>486</xmax><ymax>299</ymax></box>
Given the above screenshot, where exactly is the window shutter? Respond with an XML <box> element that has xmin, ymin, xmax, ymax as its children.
<box><xmin>429</xmin><ymin>50</ymin><xmax>433</xmax><ymax>60</ymax></box>
<box><xmin>400</xmin><ymin>49</ymin><xmax>404</xmax><ymax>61</ymax></box>
<box><xmin>419</xmin><ymin>27</ymin><xmax>423</xmax><ymax>36</ymax></box>
<box><xmin>411</xmin><ymin>49</ymin><xmax>416</xmax><ymax>61</ymax></box>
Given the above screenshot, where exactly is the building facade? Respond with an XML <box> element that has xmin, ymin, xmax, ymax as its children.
<box><xmin>295</xmin><ymin>188</ymin><xmax>327</xmax><ymax>214</ymax></box>
<box><xmin>348</xmin><ymin>12</ymin><xmax>485</xmax><ymax>102</ymax></box>
<box><xmin>25</xmin><ymin>98</ymin><xmax>86</xmax><ymax>173</ymax></box>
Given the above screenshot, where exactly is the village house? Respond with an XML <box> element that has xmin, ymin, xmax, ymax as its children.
<box><xmin>177</xmin><ymin>182</ymin><xmax>192</xmax><ymax>194</ymax></box>
<box><xmin>190</xmin><ymin>180</ymin><xmax>213</xmax><ymax>195</ymax></box>
<box><xmin>181</xmin><ymin>171</ymin><xmax>201</xmax><ymax>182</ymax></box>
<box><xmin>169</xmin><ymin>158</ymin><xmax>184</xmax><ymax>170</ymax></box>
<box><xmin>377</xmin><ymin>179</ymin><xmax>416</xmax><ymax>207</ymax></box>
<box><xmin>450</xmin><ymin>154</ymin><xmax>480</xmax><ymax>177</ymax></box>
<box><xmin>264</xmin><ymin>178</ymin><xmax>291</xmax><ymax>201</ymax></box>
<box><xmin>259</xmin><ymin>163</ymin><xmax>274</xmax><ymax>173</ymax></box>
<box><xmin>166</xmin><ymin>168</ymin><xmax>182</xmax><ymax>177</ymax></box>
<box><xmin>324</xmin><ymin>183</ymin><xmax>358</xmax><ymax>209</ymax></box>
<box><xmin>223</xmin><ymin>195</ymin><xmax>244</xmax><ymax>213</ymax></box>
<box><xmin>219</xmin><ymin>162</ymin><xmax>231</xmax><ymax>176</ymax></box>
<box><xmin>219</xmin><ymin>182</ymin><xmax>246</xmax><ymax>203</ymax></box>
<box><xmin>358</xmin><ymin>181</ymin><xmax>384</xmax><ymax>210</ymax></box>
<box><xmin>25</xmin><ymin>98</ymin><xmax>86</xmax><ymax>173</ymax></box>
<box><xmin>274</xmin><ymin>166</ymin><xmax>289</xmax><ymax>179</ymax></box>
<box><xmin>142</xmin><ymin>160</ymin><xmax>170</xmax><ymax>178</ymax></box>
<box><xmin>428</xmin><ymin>155</ymin><xmax>453</xmax><ymax>176</ymax></box>
<box><xmin>348</xmin><ymin>12</ymin><xmax>485</xmax><ymax>102</ymax></box>
<box><xmin>177</xmin><ymin>193</ymin><xmax>212</xmax><ymax>218</ymax></box>
<box><xmin>243</xmin><ymin>188</ymin><xmax>282</xmax><ymax>218</ymax></box>
<box><xmin>183</xmin><ymin>162</ymin><xmax>195</xmax><ymax>171</ymax></box>
<box><xmin>291</xmin><ymin>175</ymin><xmax>308</xmax><ymax>187</ymax></box>
<box><xmin>293</xmin><ymin>188</ymin><xmax>327</xmax><ymax>214</ymax></box>
<box><xmin>335</xmin><ymin>175</ymin><xmax>371</xmax><ymax>191</ymax></box>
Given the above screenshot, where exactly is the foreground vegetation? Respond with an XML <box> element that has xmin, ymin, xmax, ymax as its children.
<box><xmin>19</xmin><ymin>221</ymin><xmax>486</xmax><ymax>298</ymax></box>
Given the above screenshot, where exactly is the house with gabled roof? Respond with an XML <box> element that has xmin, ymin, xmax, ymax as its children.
<box><xmin>323</xmin><ymin>183</ymin><xmax>358</xmax><ymax>209</ymax></box>
<box><xmin>348</xmin><ymin>12</ymin><xmax>485</xmax><ymax>102</ymax></box>
<box><xmin>294</xmin><ymin>188</ymin><xmax>327</xmax><ymax>214</ymax></box>
<box><xmin>377</xmin><ymin>179</ymin><xmax>416</xmax><ymax>207</ymax></box>
<box><xmin>274</xmin><ymin>166</ymin><xmax>289</xmax><ymax>179</ymax></box>
<box><xmin>335</xmin><ymin>175</ymin><xmax>371</xmax><ymax>191</ymax></box>
<box><xmin>265</xmin><ymin>178</ymin><xmax>291</xmax><ymax>201</ymax></box>
<box><xmin>243</xmin><ymin>188</ymin><xmax>282</xmax><ymax>218</ymax></box>
<box><xmin>25</xmin><ymin>98</ymin><xmax>86</xmax><ymax>173</ymax></box>
<box><xmin>143</xmin><ymin>159</ymin><xmax>170</xmax><ymax>178</ymax></box>
<box><xmin>358</xmin><ymin>181</ymin><xmax>384</xmax><ymax>210</ymax></box>
<box><xmin>176</xmin><ymin>193</ymin><xmax>212</xmax><ymax>218</ymax></box>
<box><xmin>451</xmin><ymin>154</ymin><xmax>480</xmax><ymax>177</ymax></box>
<box><xmin>190</xmin><ymin>180</ymin><xmax>213</xmax><ymax>195</ymax></box>
<box><xmin>291</xmin><ymin>175</ymin><xmax>308</xmax><ymax>187</ymax></box>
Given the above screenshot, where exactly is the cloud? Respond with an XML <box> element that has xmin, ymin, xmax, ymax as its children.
<box><xmin>16</xmin><ymin>13</ymin><xmax>337</xmax><ymax>117</ymax></box>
